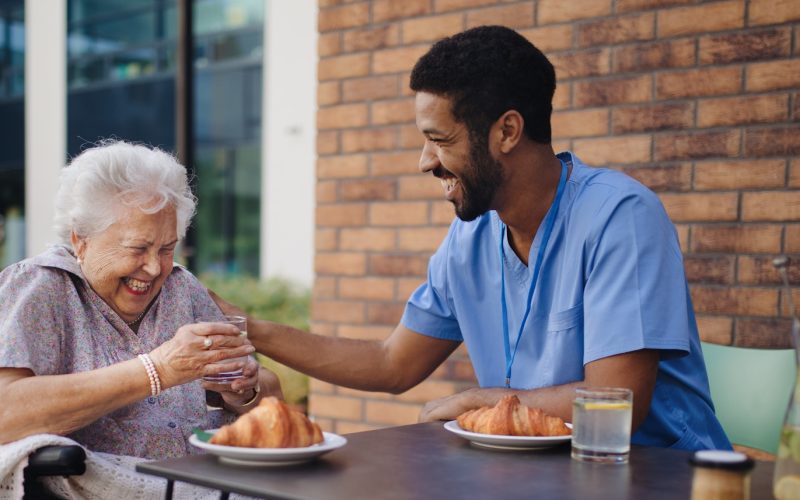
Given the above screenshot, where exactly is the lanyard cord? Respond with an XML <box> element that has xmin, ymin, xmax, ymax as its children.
<box><xmin>500</xmin><ymin>159</ymin><xmax>568</xmax><ymax>388</ymax></box>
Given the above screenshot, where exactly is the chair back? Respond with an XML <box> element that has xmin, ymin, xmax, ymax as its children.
<box><xmin>701</xmin><ymin>341</ymin><xmax>796</xmax><ymax>454</ymax></box>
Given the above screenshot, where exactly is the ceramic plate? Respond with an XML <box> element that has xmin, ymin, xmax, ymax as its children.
<box><xmin>189</xmin><ymin>430</ymin><xmax>347</xmax><ymax>466</ymax></box>
<box><xmin>444</xmin><ymin>420</ymin><xmax>572</xmax><ymax>451</ymax></box>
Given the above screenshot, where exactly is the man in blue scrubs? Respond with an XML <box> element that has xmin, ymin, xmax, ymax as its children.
<box><xmin>223</xmin><ymin>25</ymin><xmax>730</xmax><ymax>450</ymax></box>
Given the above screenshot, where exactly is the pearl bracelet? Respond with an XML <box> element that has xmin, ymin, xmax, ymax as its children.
<box><xmin>138</xmin><ymin>353</ymin><xmax>162</xmax><ymax>397</ymax></box>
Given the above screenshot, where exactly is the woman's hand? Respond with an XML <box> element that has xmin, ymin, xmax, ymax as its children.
<box><xmin>204</xmin><ymin>359</ymin><xmax>284</xmax><ymax>413</ymax></box>
<box><xmin>148</xmin><ymin>322</ymin><xmax>256</xmax><ymax>389</ymax></box>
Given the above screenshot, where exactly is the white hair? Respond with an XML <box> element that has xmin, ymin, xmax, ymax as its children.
<box><xmin>54</xmin><ymin>140</ymin><xmax>197</xmax><ymax>243</ymax></box>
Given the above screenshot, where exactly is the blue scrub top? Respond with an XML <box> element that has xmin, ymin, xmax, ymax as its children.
<box><xmin>401</xmin><ymin>152</ymin><xmax>731</xmax><ymax>451</ymax></box>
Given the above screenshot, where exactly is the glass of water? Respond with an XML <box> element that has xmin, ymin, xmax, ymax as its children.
<box><xmin>571</xmin><ymin>387</ymin><xmax>633</xmax><ymax>464</ymax></box>
<box><xmin>198</xmin><ymin>315</ymin><xmax>248</xmax><ymax>383</ymax></box>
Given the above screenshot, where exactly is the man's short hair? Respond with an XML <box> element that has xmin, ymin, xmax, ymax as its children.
<box><xmin>409</xmin><ymin>25</ymin><xmax>556</xmax><ymax>144</ymax></box>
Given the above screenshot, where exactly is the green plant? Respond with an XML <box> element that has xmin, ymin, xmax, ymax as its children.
<box><xmin>200</xmin><ymin>274</ymin><xmax>311</xmax><ymax>406</ymax></box>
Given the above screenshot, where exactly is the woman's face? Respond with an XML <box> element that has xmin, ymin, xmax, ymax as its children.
<box><xmin>72</xmin><ymin>205</ymin><xmax>178</xmax><ymax>324</ymax></box>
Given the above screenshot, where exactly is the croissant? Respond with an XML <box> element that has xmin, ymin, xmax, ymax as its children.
<box><xmin>210</xmin><ymin>396</ymin><xmax>324</xmax><ymax>448</ymax></box>
<box><xmin>456</xmin><ymin>394</ymin><xmax>570</xmax><ymax>437</ymax></box>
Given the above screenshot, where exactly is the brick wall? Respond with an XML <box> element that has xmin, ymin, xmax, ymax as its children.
<box><xmin>311</xmin><ymin>0</ymin><xmax>800</xmax><ymax>433</ymax></box>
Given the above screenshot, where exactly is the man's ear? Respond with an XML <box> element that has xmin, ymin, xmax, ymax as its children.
<box><xmin>71</xmin><ymin>231</ymin><xmax>86</xmax><ymax>260</ymax></box>
<box><xmin>491</xmin><ymin>110</ymin><xmax>524</xmax><ymax>154</ymax></box>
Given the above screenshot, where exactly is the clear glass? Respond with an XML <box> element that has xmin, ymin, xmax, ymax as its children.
<box><xmin>198</xmin><ymin>314</ymin><xmax>248</xmax><ymax>383</ymax></box>
<box><xmin>775</xmin><ymin>319</ymin><xmax>800</xmax><ymax>499</ymax></box>
<box><xmin>572</xmin><ymin>387</ymin><xmax>633</xmax><ymax>464</ymax></box>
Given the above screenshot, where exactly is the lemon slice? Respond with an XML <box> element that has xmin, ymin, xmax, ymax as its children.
<box><xmin>583</xmin><ymin>402</ymin><xmax>631</xmax><ymax>411</ymax></box>
<box><xmin>774</xmin><ymin>474</ymin><xmax>800</xmax><ymax>499</ymax></box>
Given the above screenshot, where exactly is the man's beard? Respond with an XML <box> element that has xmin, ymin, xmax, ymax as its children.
<box><xmin>453</xmin><ymin>139</ymin><xmax>504</xmax><ymax>221</ymax></box>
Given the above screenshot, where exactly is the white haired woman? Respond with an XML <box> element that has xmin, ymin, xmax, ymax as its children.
<box><xmin>0</xmin><ymin>140</ymin><xmax>282</xmax><ymax>459</ymax></box>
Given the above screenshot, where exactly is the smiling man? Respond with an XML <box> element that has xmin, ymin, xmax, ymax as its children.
<box><xmin>224</xmin><ymin>25</ymin><xmax>730</xmax><ymax>451</ymax></box>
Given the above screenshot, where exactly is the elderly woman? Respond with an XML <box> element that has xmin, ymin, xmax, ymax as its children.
<box><xmin>0</xmin><ymin>140</ymin><xmax>281</xmax><ymax>459</ymax></box>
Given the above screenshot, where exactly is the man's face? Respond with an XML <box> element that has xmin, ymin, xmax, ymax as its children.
<box><xmin>415</xmin><ymin>92</ymin><xmax>504</xmax><ymax>221</ymax></box>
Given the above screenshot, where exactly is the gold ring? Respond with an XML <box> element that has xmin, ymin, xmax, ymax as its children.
<box><xmin>203</xmin><ymin>337</ymin><xmax>213</xmax><ymax>349</ymax></box>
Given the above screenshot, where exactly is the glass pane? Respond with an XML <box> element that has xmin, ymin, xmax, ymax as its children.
<box><xmin>194</xmin><ymin>0</ymin><xmax>263</xmax><ymax>36</ymax></box>
<box><xmin>68</xmin><ymin>0</ymin><xmax>153</xmax><ymax>24</ymax></box>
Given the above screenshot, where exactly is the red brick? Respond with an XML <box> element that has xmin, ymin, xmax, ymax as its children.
<box><xmin>697</xmin><ymin>94</ymin><xmax>789</xmax><ymax>128</ymax></box>
<box><xmin>339</xmin><ymin>277</ymin><xmax>396</xmax><ymax>300</ymax></box>
<box><xmin>738</xmin><ymin>255</ymin><xmax>800</xmax><ymax>285</ymax></box>
<box><xmin>318</xmin><ymin>53</ymin><xmax>371</xmax><ymax>81</ymax></box>
<box><xmin>316</xmin><ymin>203</ymin><xmax>368</xmax><ymax>227</ymax></box>
<box><xmin>549</xmin><ymin>48</ymin><xmax>611</xmax><ymax>79</ymax></box>
<box><xmin>466</xmin><ymin>3</ymin><xmax>534</xmax><ymax>29</ymax></box>
<box><xmin>315</xmin><ymin>253</ymin><xmax>368</xmax><ymax>276</ymax></box>
<box><xmin>552</xmin><ymin>82</ymin><xmax>571</xmax><ymax>110</ymax></box>
<box><xmin>371</xmin><ymin>151</ymin><xmax>421</xmax><ymax>176</ymax></box>
<box><xmin>308</xmin><ymin>322</ymin><xmax>336</xmax><ymax>337</ymax></box>
<box><xmin>318</xmin><ymin>81</ymin><xmax>340</xmax><ymax>106</ymax></box>
<box><xmin>370</xmin><ymin>255</ymin><xmax>429</xmax><ymax>277</ymax></box>
<box><xmin>340</xmin><ymin>179</ymin><xmax>396</xmax><ymax>201</ymax></box>
<box><xmin>690</xmin><ymin>285</ymin><xmax>778</xmax><ymax>316</ymax></box>
<box><xmin>373</xmin><ymin>0</ymin><xmax>431</xmax><ymax>23</ymax></box>
<box><xmin>735</xmin><ymin>318</ymin><xmax>793</xmax><ymax>349</ymax></box>
<box><xmin>694</xmin><ymin>159</ymin><xmax>786</xmax><ymax>190</ymax></box>
<box><xmin>749</xmin><ymin>0</ymin><xmax>800</xmax><ymax>26</ymax></box>
<box><xmin>519</xmin><ymin>25</ymin><xmax>574</xmax><ymax>52</ymax></box>
<box><xmin>699</xmin><ymin>27</ymin><xmax>791</xmax><ymax>64</ymax></box>
<box><xmin>342</xmin><ymin>24</ymin><xmax>401</xmax><ymax>52</ymax></box>
<box><xmin>365</xmin><ymin>400</ymin><xmax>420</xmax><ymax>426</ymax></box>
<box><xmin>612</xmin><ymin>102</ymin><xmax>694</xmax><ymax>134</ymax></box>
<box><xmin>574</xmin><ymin>74</ymin><xmax>652</xmax><ymax>107</ymax></box>
<box><xmin>335</xmin><ymin>421</ymin><xmax>384</xmax><ymax>435</ymax></box>
<box><xmin>398</xmin><ymin>227</ymin><xmax>449</xmax><ymax>251</ymax></box>
<box><xmin>398</xmin><ymin>175</ymin><xmax>443</xmax><ymax>200</ymax></box>
<box><xmin>309</xmin><ymin>394</ymin><xmax>363</xmax><ymax>420</ymax></box>
<box><xmin>342</xmin><ymin>128</ymin><xmax>397</xmax><ymax>153</ymax></box>
<box><xmin>318</xmin><ymin>154</ymin><xmax>369</xmax><ymax>179</ymax></box>
<box><xmin>318</xmin><ymin>32</ymin><xmax>341</xmax><ymax>57</ymax></box>
<box><xmin>317</xmin><ymin>181</ymin><xmax>338</xmax><ymax>204</ymax></box>
<box><xmin>318</xmin><ymin>104</ymin><xmax>369</xmax><ymax>129</ymax></box>
<box><xmin>573</xmin><ymin>135</ymin><xmax>652</xmax><ymax>165</ymax></box>
<box><xmin>313</xmin><ymin>276</ymin><xmax>337</xmax><ymax>299</ymax></box>
<box><xmin>313</xmin><ymin>299</ymin><xmax>366</xmax><ymax>323</ymax></box>
<box><xmin>656</xmin><ymin>67</ymin><xmax>741</xmax><ymax>100</ymax></box>
<box><xmin>552</xmin><ymin>109</ymin><xmax>609</xmax><ymax>138</ymax></box>
<box><xmin>659</xmin><ymin>193</ymin><xmax>739</xmax><ymax>222</ymax></box>
<box><xmin>746</xmin><ymin>59</ymin><xmax>800</xmax><ymax>92</ymax></box>
<box><xmin>435</xmin><ymin>0</ymin><xmax>498</xmax><ymax>12</ymax></box>
<box><xmin>316</xmin><ymin>228</ymin><xmax>338</xmax><ymax>252</ymax></box>
<box><xmin>431</xmin><ymin>201</ymin><xmax>456</xmax><ymax>225</ymax></box>
<box><xmin>691</xmin><ymin>225</ymin><xmax>782</xmax><ymax>253</ymax></box>
<box><xmin>787</xmin><ymin>225</ymin><xmax>800</xmax><ymax>253</ymax></box>
<box><xmin>394</xmin><ymin>380</ymin><xmax>458</xmax><ymax>403</ymax></box>
<box><xmin>399</xmin><ymin>124</ymin><xmax>426</xmax><ymax>150</ymax></box>
<box><xmin>342</xmin><ymin>76</ymin><xmax>399</xmax><ymax>102</ymax></box>
<box><xmin>538</xmin><ymin>0</ymin><xmax>612</xmax><ymax>24</ymax></box>
<box><xmin>366</xmin><ymin>302</ymin><xmax>405</xmax><ymax>325</ymax></box>
<box><xmin>623</xmin><ymin>164</ymin><xmax>692</xmax><ymax>192</ymax></box>
<box><xmin>696</xmin><ymin>316</ymin><xmax>733</xmax><ymax>345</ymax></box>
<box><xmin>370</xmin><ymin>201</ymin><xmax>429</xmax><ymax>226</ymax></box>
<box><xmin>402</xmin><ymin>14</ymin><xmax>464</xmax><ymax>44</ymax></box>
<box><xmin>338</xmin><ymin>324</ymin><xmax>394</xmax><ymax>341</ymax></box>
<box><xmin>317</xmin><ymin>131</ymin><xmax>339</xmax><ymax>155</ymax></box>
<box><xmin>745</xmin><ymin>125</ymin><xmax>800</xmax><ymax>157</ymax></box>
<box><xmin>790</xmin><ymin>159</ymin><xmax>800</xmax><ymax>188</ymax></box>
<box><xmin>613</xmin><ymin>38</ymin><xmax>696</xmax><ymax>73</ymax></box>
<box><xmin>577</xmin><ymin>12</ymin><xmax>655</xmax><ymax>47</ymax></box>
<box><xmin>340</xmin><ymin>227</ymin><xmax>397</xmax><ymax>251</ymax></box>
<box><xmin>373</xmin><ymin>46</ymin><xmax>430</xmax><ymax>74</ymax></box>
<box><xmin>371</xmin><ymin>99</ymin><xmax>416</xmax><ymax>126</ymax></box>
<box><xmin>309</xmin><ymin>378</ymin><xmax>334</xmax><ymax>395</ymax></box>
<box><xmin>684</xmin><ymin>255</ymin><xmax>735</xmax><ymax>285</ymax></box>
<box><xmin>398</xmin><ymin>277</ymin><xmax>425</xmax><ymax>299</ymax></box>
<box><xmin>742</xmin><ymin>191</ymin><xmax>800</xmax><ymax>221</ymax></box>
<box><xmin>654</xmin><ymin>130</ymin><xmax>741</xmax><ymax>161</ymax></box>
<box><xmin>318</xmin><ymin>3</ymin><xmax>370</xmax><ymax>32</ymax></box>
<box><xmin>615</xmin><ymin>0</ymin><xmax>695</xmax><ymax>13</ymax></box>
<box><xmin>657</xmin><ymin>1</ymin><xmax>744</xmax><ymax>38</ymax></box>
<box><xmin>676</xmin><ymin>224</ymin><xmax>690</xmax><ymax>253</ymax></box>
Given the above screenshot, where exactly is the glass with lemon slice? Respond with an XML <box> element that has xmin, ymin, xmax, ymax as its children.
<box><xmin>571</xmin><ymin>387</ymin><xmax>633</xmax><ymax>463</ymax></box>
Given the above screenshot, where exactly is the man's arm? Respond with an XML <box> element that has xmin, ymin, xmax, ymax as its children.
<box><xmin>418</xmin><ymin>349</ymin><xmax>659</xmax><ymax>430</ymax></box>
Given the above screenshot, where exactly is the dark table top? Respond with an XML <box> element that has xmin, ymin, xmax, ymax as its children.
<box><xmin>137</xmin><ymin>422</ymin><xmax>775</xmax><ymax>499</ymax></box>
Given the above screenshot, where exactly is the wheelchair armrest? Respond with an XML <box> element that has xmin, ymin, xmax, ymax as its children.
<box><xmin>24</xmin><ymin>445</ymin><xmax>86</xmax><ymax>477</ymax></box>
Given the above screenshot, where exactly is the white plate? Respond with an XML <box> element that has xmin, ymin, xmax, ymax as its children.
<box><xmin>444</xmin><ymin>420</ymin><xmax>572</xmax><ymax>451</ymax></box>
<box><xmin>189</xmin><ymin>430</ymin><xmax>347</xmax><ymax>466</ymax></box>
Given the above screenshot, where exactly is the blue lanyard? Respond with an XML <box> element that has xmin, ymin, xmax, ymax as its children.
<box><xmin>500</xmin><ymin>159</ymin><xmax>568</xmax><ymax>388</ymax></box>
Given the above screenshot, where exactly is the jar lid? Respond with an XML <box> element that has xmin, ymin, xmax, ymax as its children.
<box><xmin>689</xmin><ymin>450</ymin><xmax>755</xmax><ymax>471</ymax></box>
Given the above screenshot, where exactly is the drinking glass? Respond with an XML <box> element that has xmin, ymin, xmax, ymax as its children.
<box><xmin>198</xmin><ymin>315</ymin><xmax>248</xmax><ymax>383</ymax></box>
<box><xmin>571</xmin><ymin>387</ymin><xmax>633</xmax><ymax>464</ymax></box>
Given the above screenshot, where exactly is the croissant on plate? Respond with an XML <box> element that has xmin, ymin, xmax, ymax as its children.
<box><xmin>210</xmin><ymin>396</ymin><xmax>324</xmax><ymax>448</ymax></box>
<box><xmin>456</xmin><ymin>394</ymin><xmax>570</xmax><ymax>437</ymax></box>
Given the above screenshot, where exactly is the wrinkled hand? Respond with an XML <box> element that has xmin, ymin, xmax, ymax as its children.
<box><xmin>149</xmin><ymin>322</ymin><xmax>255</xmax><ymax>389</ymax></box>
<box><xmin>206</xmin><ymin>287</ymin><xmax>248</xmax><ymax>318</ymax></box>
<box><xmin>418</xmin><ymin>388</ymin><xmax>486</xmax><ymax>423</ymax></box>
<box><xmin>204</xmin><ymin>359</ymin><xmax>284</xmax><ymax>411</ymax></box>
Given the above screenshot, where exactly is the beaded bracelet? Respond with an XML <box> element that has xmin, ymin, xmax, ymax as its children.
<box><xmin>138</xmin><ymin>353</ymin><xmax>162</xmax><ymax>397</ymax></box>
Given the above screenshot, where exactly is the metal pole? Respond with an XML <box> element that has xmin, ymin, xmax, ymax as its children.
<box><xmin>176</xmin><ymin>0</ymin><xmax>196</xmax><ymax>270</ymax></box>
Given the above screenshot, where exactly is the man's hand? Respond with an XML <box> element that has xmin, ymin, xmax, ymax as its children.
<box><xmin>419</xmin><ymin>387</ymin><xmax>508</xmax><ymax>422</ymax></box>
<box><xmin>207</xmin><ymin>288</ymin><xmax>248</xmax><ymax>318</ymax></box>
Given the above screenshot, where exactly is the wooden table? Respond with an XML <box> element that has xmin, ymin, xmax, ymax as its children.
<box><xmin>137</xmin><ymin>422</ymin><xmax>775</xmax><ymax>499</ymax></box>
